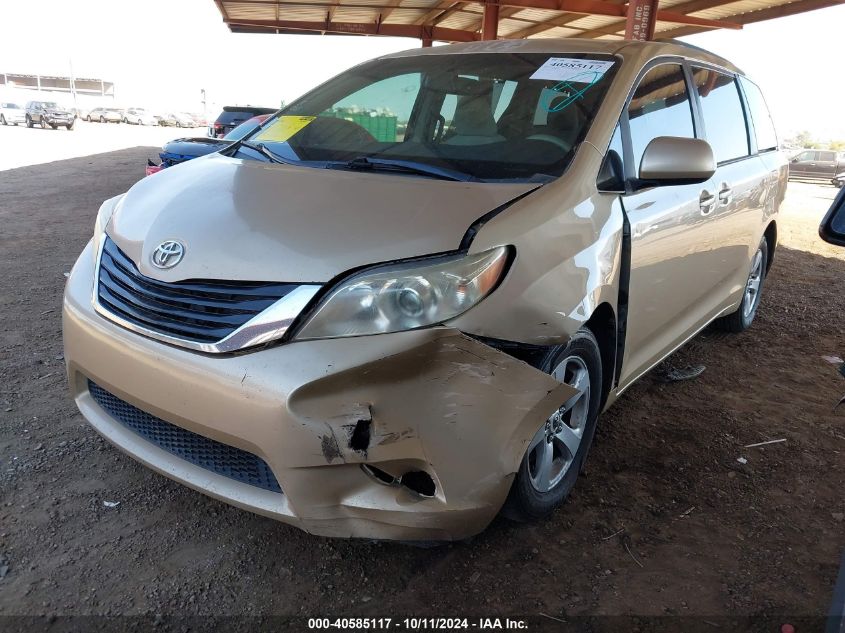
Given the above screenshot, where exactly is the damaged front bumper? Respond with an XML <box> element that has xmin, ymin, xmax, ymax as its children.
<box><xmin>63</xmin><ymin>242</ymin><xmax>575</xmax><ymax>540</ymax></box>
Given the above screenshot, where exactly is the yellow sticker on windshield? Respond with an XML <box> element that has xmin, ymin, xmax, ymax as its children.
<box><xmin>255</xmin><ymin>115</ymin><xmax>315</xmax><ymax>142</ymax></box>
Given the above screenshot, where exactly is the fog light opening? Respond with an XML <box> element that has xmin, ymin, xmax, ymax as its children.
<box><xmin>361</xmin><ymin>464</ymin><xmax>398</xmax><ymax>486</ymax></box>
<box><xmin>349</xmin><ymin>417</ymin><xmax>372</xmax><ymax>453</ymax></box>
<box><xmin>400</xmin><ymin>471</ymin><xmax>436</xmax><ymax>498</ymax></box>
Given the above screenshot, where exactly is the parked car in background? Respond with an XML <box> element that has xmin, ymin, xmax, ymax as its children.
<box><xmin>87</xmin><ymin>107</ymin><xmax>124</xmax><ymax>123</ymax></box>
<box><xmin>156</xmin><ymin>113</ymin><xmax>177</xmax><ymax>127</ymax></box>
<box><xmin>124</xmin><ymin>108</ymin><xmax>158</xmax><ymax>125</ymax></box>
<box><xmin>25</xmin><ymin>101</ymin><xmax>74</xmax><ymax>130</ymax></box>
<box><xmin>64</xmin><ymin>40</ymin><xmax>786</xmax><ymax>541</ymax></box>
<box><xmin>188</xmin><ymin>113</ymin><xmax>207</xmax><ymax>128</ymax></box>
<box><xmin>152</xmin><ymin>114</ymin><xmax>270</xmax><ymax>170</ymax></box>
<box><xmin>0</xmin><ymin>102</ymin><xmax>26</xmax><ymax>126</ymax></box>
<box><xmin>161</xmin><ymin>112</ymin><xmax>196</xmax><ymax>128</ymax></box>
<box><xmin>788</xmin><ymin>149</ymin><xmax>845</xmax><ymax>185</ymax></box>
<box><xmin>209</xmin><ymin>105</ymin><xmax>276</xmax><ymax>138</ymax></box>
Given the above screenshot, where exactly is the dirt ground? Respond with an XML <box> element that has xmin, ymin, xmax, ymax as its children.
<box><xmin>0</xmin><ymin>149</ymin><xmax>843</xmax><ymax>629</ymax></box>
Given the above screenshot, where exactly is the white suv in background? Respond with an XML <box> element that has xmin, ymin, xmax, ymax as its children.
<box><xmin>1</xmin><ymin>102</ymin><xmax>26</xmax><ymax>126</ymax></box>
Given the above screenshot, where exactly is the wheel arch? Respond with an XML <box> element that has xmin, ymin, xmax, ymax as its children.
<box><xmin>584</xmin><ymin>302</ymin><xmax>616</xmax><ymax>411</ymax></box>
<box><xmin>763</xmin><ymin>220</ymin><xmax>777</xmax><ymax>273</ymax></box>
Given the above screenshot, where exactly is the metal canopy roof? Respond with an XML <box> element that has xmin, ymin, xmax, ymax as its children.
<box><xmin>214</xmin><ymin>0</ymin><xmax>843</xmax><ymax>43</ymax></box>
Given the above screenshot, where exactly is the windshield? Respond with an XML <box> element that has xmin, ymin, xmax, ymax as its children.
<box><xmin>42</xmin><ymin>102</ymin><xmax>58</xmax><ymax>109</ymax></box>
<box><xmin>242</xmin><ymin>52</ymin><xmax>618</xmax><ymax>182</ymax></box>
<box><xmin>225</xmin><ymin>116</ymin><xmax>266</xmax><ymax>141</ymax></box>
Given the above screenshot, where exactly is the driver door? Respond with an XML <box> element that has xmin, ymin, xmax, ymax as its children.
<box><xmin>615</xmin><ymin>62</ymin><xmax>720</xmax><ymax>389</ymax></box>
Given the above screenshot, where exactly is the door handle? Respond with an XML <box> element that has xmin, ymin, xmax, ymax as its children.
<box><xmin>699</xmin><ymin>190</ymin><xmax>716</xmax><ymax>214</ymax></box>
<box><xmin>718</xmin><ymin>183</ymin><xmax>733</xmax><ymax>206</ymax></box>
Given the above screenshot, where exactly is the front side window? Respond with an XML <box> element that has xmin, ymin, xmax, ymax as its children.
<box><xmin>795</xmin><ymin>150</ymin><xmax>816</xmax><ymax>162</ymax></box>
<box><xmin>243</xmin><ymin>53</ymin><xmax>619</xmax><ymax>182</ymax></box>
<box><xmin>627</xmin><ymin>63</ymin><xmax>695</xmax><ymax>174</ymax></box>
<box><xmin>739</xmin><ymin>77</ymin><xmax>777</xmax><ymax>152</ymax></box>
<box><xmin>691</xmin><ymin>68</ymin><xmax>749</xmax><ymax>163</ymax></box>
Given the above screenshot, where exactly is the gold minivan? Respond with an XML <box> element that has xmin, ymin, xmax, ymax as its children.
<box><xmin>63</xmin><ymin>38</ymin><xmax>787</xmax><ymax>541</ymax></box>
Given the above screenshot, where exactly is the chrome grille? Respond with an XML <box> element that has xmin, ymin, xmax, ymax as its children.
<box><xmin>96</xmin><ymin>237</ymin><xmax>300</xmax><ymax>345</ymax></box>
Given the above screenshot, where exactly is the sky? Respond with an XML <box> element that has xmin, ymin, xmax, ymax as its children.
<box><xmin>1</xmin><ymin>0</ymin><xmax>843</xmax><ymax>141</ymax></box>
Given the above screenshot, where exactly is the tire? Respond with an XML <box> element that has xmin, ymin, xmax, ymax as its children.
<box><xmin>0</xmin><ymin>114</ymin><xmax>6</xmax><ymax>125</ymax></box>
<box><xmin>100</xmin><ymin>116</ymin><xmax>105</xmax><ymax>123</ymax></box>
<box><xmin>503</xmin><ymin>327</ymin><xmax>603</xmax><ymax>522</ymax></box>
<box><xmin>26</xmin><ymin>116</ymin><xmax>33</xmax><ymax>128</ymax></box>
<box><xmin>714</xmin><ymin>237</ymin><xmax>769</xmax><ymax>333</ymax></box>
<box><xmin>66</xmin><ymin>123</ymin><xmax>74</xmax><ymax>131</ymax></box>
<box><xmin>50</xmin><ymin>123</ymin><xmax>58</xmax><ymax>130</ymax></box>
<box><xmin>41</xmin><ymin>118</ymin><xmax>47</xmax><ymax>129</ymax></box>
<box><xmin>86</xmin><ymin>115</ymin><xmax>92</xmax><ymax>122</ymax></box>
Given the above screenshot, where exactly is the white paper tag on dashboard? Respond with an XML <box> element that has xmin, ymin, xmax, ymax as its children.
<box><xmin>530</xmin><ymin>58</ymin><xmax>615</xmax><ymax>82</ymax></box>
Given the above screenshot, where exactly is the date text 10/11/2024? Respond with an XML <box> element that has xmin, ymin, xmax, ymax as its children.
<box><xmin>307</xmin><ymin>617</ymin><xmax>530</xmax><ymax>630</ymax></box>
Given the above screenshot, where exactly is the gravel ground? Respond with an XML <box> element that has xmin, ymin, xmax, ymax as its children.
<box><xmin>0</xmin><ymin>150</ymin><xmax>843</xmax><ymax>630</ymax></box>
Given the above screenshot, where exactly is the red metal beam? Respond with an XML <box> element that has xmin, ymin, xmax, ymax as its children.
<box><xmin>658</xmin><ymin>0</ymin><xmax>845</xmax><ymax>38</ymax></box>
<box><xmin>624</xmin><ymin>0</ymin><xmax>657</xmax><ymax>39</ymax></box>
<box><xmin>482</xmin><ymin>0</ymin><xmax>500</xmax><ymax>38</ymax></box>
<box><xmin>224</xmin><ymin>18</ymin><xmax>480</xmax><ymax>41</ymax></box>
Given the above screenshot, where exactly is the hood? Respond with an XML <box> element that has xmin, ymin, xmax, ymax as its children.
<box><xmin>47</xmin><ymin>108</ymin><xmax>71</xmax><ymax>115</ymax></box>
<box><xmin>160</xmin><ymin>138</ymin><xmax>227</xmax><ymax>159</ymax></box>
<box><xmin>107</xmin><ymin>153</ymin><xmax>535</xmax><ymax>283</ymax></box>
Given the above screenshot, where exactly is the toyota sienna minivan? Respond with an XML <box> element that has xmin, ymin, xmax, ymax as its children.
<box><xmin>63</xmin><ymin>39</ymin><xmax>787</xmax><ymax>541</ymax></box>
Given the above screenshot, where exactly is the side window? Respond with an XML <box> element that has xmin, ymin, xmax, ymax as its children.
<box><xmin>795</xmin><ymin>150</ymin><xmax>815</xmax><ymax>162</ymax></box>
<box><xmin>739</xmin><ymin>77</ymin><xmax>777</xmax><ymax>152</ymax></box>
<box><xmin>627</xmin><ymin>64</ymin><xmax>695</xmax><ymax>174</ymax></box>
<box><xmin>818</xmin><ymin>151</ymin><xmax>836</xmax><ymax>162</ymax></box>
<box><xmin>691</xmin><ymin>68</ymin><xmax>750</xmax><ymax>163</ymax></box>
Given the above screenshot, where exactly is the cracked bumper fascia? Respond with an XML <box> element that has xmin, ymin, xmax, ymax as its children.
<box><xmin>64</xmin><ymin>241</ymin><xmax>577</xmax><ymax>540</ymax></box>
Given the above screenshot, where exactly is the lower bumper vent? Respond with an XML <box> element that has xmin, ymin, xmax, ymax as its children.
<box><xmin>88</xmin><ymin>380</ymin><xmax>282</xmax><ymax>493</ymax></box>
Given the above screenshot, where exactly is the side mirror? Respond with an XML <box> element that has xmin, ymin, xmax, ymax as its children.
<box><xmin>820</xmin><ymin>186</ymin><xmax>845</xmax><ymax>247</ymax></box>
<box><xmin>638</xmin><ymin>136</ymin><xmax>715</xmax><ymax>185</ymax></box>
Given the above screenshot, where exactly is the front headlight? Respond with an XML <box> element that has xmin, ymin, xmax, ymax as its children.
<box><xmin>92</xmin><ymin>194</ymin><xmax>125</xmax><ymax>256</ymax></box>
<box><xmin>294</xmin><ymin>246</ymin><xmax>510</xmax><ymax>340</ymax></box>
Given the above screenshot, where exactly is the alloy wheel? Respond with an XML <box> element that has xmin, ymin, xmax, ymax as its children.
<box><xmin>743</xmin><ymin>248</ymin><xmax>764</xmax><ymax>318</ymax></box>
<box><xmin>527</xmin><ymin>355</ymin><xmax>591</xmax><ymax>493</ymax></box>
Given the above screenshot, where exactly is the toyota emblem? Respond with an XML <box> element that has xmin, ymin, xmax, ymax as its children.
<box><xmin>151</xmin><ymin>240</ymin><xmax>185</xmax><ymax>269</ymax></box>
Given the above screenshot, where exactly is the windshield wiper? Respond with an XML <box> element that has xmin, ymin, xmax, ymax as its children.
<box><xmin>337</xmin><ymin>156</ymin><xmax>475</xmax><ymax>182</ymax></box>
<box><xmin>237</xmin><ymin>141</ymin><xmax>296</xmax><ymax>165</ymax></box>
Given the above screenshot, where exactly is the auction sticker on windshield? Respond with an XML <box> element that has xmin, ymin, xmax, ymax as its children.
<box><xmin>255</xmin><ymin>115</ymin><xmax>316</xmax><ymax>142</ymax></box>
<box><xmin>530</xmin><ymin>58</ymin><xmax>615</xmax><ymax>82</ymax></box>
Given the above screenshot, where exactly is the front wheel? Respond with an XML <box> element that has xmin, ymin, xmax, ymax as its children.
<box><xmin>26</xmin><ymin>116</ymin><xmax>33</xmax><ymax>128</ymax></box>
<box><xmin>100</xmin><ymin>116</ymin><xmax>105</xmax><ymax>123</ymax></box>
<box><xmin>715</xmin><ymin>237</ymin><xmax>769</xmax><ymax>333</ymax></box>
<box><xmin>504</xmin><ymin>328</ymin><xmax>603</xmax><ymax>522</ymax></box>
<box><xmin>0</xmin><ymin>114</ymin><xmax>6</xmax><ymax>125</ymax></box>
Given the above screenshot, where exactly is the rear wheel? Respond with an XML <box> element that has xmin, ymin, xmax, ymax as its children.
<box><xmin>504</xmin><ymin>328</ymin><xmax>603</xmax><ymax>521</ymax></box>
<box><xmin>715</xmin><ymin>237</ymin><xmax>768</xmax><ymax>333</ymax></box>
<box><xmin>100</xmin><ymin>116</ymin><xmax>105</xmax><ymax>123</ymax></box>
<box><xmin>86</xmin><ymin>115</ymin><xmax>92</xmax><ymax>122</ymax></box>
